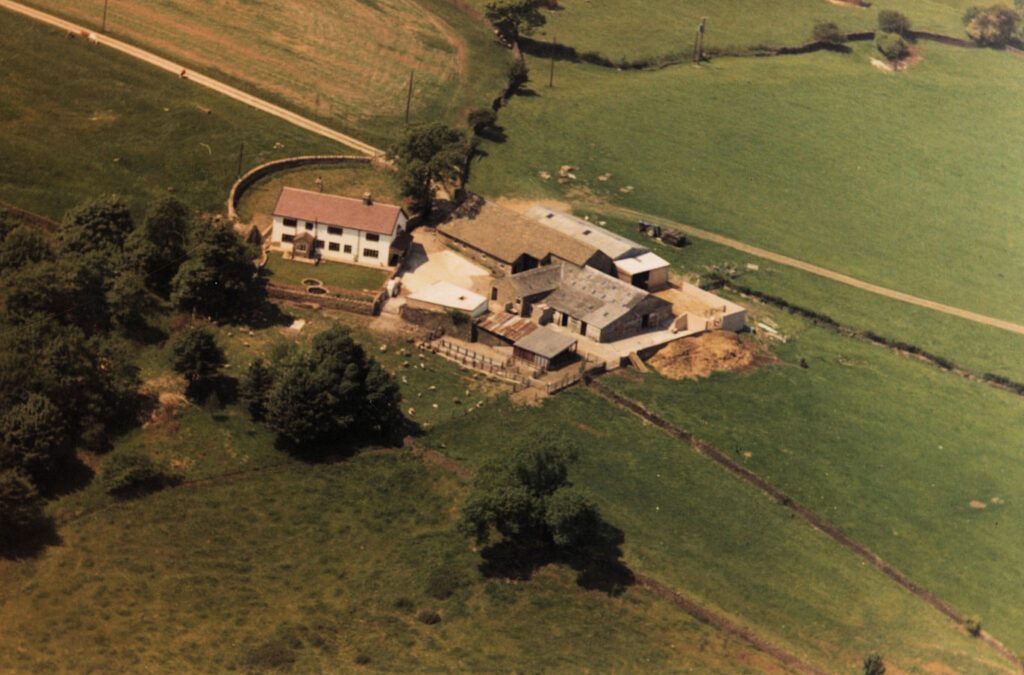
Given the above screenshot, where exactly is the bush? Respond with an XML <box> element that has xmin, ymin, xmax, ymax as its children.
<box><xmin>863</xmin><ymin>653</ymin><xmax>886</xmax><ymax>675</ymax></box>
<box><xmin>963</xmin><ymin>4</ymin><xmax>1020</xmax><ymax>46</ymax></box>
<box><xmin>0</xmin><ymin>470</ymin><xmax>51</xmax><ymax>554</ymax></box>
<box><xmin>876</xmin><ymin>32</ymin><xmax>910</xmax><ymax>61</ymax></box>
<box><xmin>102</xmin><ymin>451</ymin><xmax>180</xmax><ymax>498</ymax></box>
<box><xmin>243</xmin><ymin>637</ymin><xmax>298</xmax><ymax>669</ymax></box>
<box><xmin>812</xmin><ymin>21</ymin><xmax>845</xmax><ymax>45</ymax></box>
<box><xmin>878</xmin><ymin>10</ymin><xmax>912</xmax><ymax>35</ymax></box>
<box><xmin>416</xmin><ymin>610</ymin><xmax>442</xmax><ymax>625</ymax></box>
<box><xmin>425</xmin><ymin>565</ymin><xmax>468</xmax><ymax>599</ymax></box>
<box><xmin>966</xmin><ymin>616</ymin><xmax>982</xmax><ymax>636</ymax></box>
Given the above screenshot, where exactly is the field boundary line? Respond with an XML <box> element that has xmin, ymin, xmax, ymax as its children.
<box><xmin>584</xmin><ymin>378</ymin><xmax>1024</xmax><ymax>671</ymax></box>
<box><xmin>0</xmin><ymin>0</ymin><xmax>381</xmax><ymax>156</ymax></box>
<box><xmin>591</xmin><ymin>202</ymin><xmax>1024</xmax><ymax>338</ymax></box>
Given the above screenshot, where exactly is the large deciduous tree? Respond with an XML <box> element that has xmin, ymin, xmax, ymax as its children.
<box><xmin>963</xmin><ymin>4</ymin><xmax>1020</xmax><ymax>45</ymax></box>
<box><xmin>56</xmin><ymin>196</ymin><xmax>134</xmax><ymax>257</ymax></box>
<box><xmin>169</xmin><ymin>325</ymin><xmax>226</xmax><ymax>387</ymax></box>
<box><xmin>170</xmin><ymin>219</ymin><xmax>265</xmax><ymax>320</ymax></box>
<box><xmin>485</xmin><ymin>0</ymin><xmax>546</xmax><ymax>42</ymax></box>
<box><xmin>388</xmin><ymin>123</ymin><xmax>470</xmax><ymax>217</ymax></box>
<box><xmin>124</xmin><ymin>197</ymin><xmax>191</xmax><ymax>297</ymax></box>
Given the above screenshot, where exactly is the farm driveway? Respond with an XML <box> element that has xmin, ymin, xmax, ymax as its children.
<box><xmin>0</xmin><ymin>0</ymin><xmax>381</xmax><ymax>156</ymax></box>
<box><xmin>399</xmin><ymin>229</ymin><xmax>491</xmax><ymax>294</ymax></box>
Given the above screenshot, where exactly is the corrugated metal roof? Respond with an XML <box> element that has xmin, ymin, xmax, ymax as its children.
<box><xmin>476</xmin><ymin>311</ymin><xmax>538</xmax><ymax>342</ymax></box>
<box><xmin>273</xmin><ymin>187</ymin><xmax>402</xmax><ymax>235</ymax></box>
<box><xmin>523</xmin><ymin>206</ymin><xmax>648</xmax><ymax>261</ymax></box>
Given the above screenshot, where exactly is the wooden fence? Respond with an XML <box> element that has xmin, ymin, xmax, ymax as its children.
<box><xmin>0</xmin><ymin>201</ymin><xmax>59</xmax><ymax>233</ymax></box>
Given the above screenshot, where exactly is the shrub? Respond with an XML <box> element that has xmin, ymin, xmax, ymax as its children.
<box><xmin>425</xmin><ymin>565</ymin><xmax>468</xmax><ymax>600</ymax></box>
<box><xmin>417</xmin><ymin>610</ymin><xmax>442</xmax><ymax>625</ymax></box>
<box><xmin>878</xmin><ymin>10</ymin><xmax>912</xmax><ymax>35</ymax></box>
<box><xmin>812</xmin><ymin>22</ymin><xmax>845</xmax><ymax>45</ymax></box>
<box><xmin>243</xmin><ymin>638</ymin><xmax>298</xmax><ymax>669</ymax></box>
<box><xmin>876</xmin><ymin>32</ymin><xmax>910</xmax><ymax>61</ymax></box>
<box><xmin>102</xmin><ymin>451</ymin><xmax>180</xmax><ymax>498</ymax></box>
<box><xmin>863</xmin><ymin>653</ymin><xmax>886</xmax><ymax>675</ymax></box>
<box><xmin>963</xmin><ymin>4</ymin><xmax>1020</xmax><ymax>46</ymax></box>
<box><xmin>0</xmin><ymin>470</ymin><xmax>51</xmax><ymax>554</ymax></box>
<box><xmin>354</xmin><ymin>653</ymin><xmax>371</xmax><ymax>665</ymax></box>
<box><xmin>966</xmin><ymin>616</ymin><xmax>982</xmax><ymax>636</ymax></box>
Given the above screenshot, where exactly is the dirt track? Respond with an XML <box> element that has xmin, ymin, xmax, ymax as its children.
<box><xmin>598</xmin><ymin>203</ymin><xmax>1024</xmax><ymax>338</ymax></box>
<box><xmin>0</xmin><ymin>0</ymin><xmax>381</xmax><ymax>157</ymax></box>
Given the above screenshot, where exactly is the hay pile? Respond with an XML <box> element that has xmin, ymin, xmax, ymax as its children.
<box><xmin>648</xmin><ymin>331</ymin><xmax>763</xmax><ymax>380</ymax></box>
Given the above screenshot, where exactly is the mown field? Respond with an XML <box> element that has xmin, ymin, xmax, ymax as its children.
<box><xmin>0</xmin><ymin>454</ymin><xmax>784</xmax><ymax>673</ymax></box>
<box><xmin>424</xmin><ymin>389</ymin><xmax>1011</xmax><ymax>673</ymax></box>
<box><xmin>471</xmin><ymin>42</ymin><xmax>1024</xmax><ymax>327</ymax></box>
<box><xmin>605</xmin><ymin>319</ymin><xmax>1024</xmax><ymax>656</ymax></box>
<box><xmin>0</xmin><ymin>13</ymin><xmax>343</xmax><ymax>220</ymax></box>
<box><xmin>526</xmin><ymin>0</ymin><xmax>976</xmax><ymax>61</ymax></box>
<box><xmin>17</xmin><ymin>0</ymin><xmax>511</xmax><ymax>144</ymax></box>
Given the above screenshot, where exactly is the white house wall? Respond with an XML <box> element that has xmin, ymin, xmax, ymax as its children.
<box><xmin>271</xmin><ymin>213</ymin><xmax>406</xmax><ymax>268</ymax></box>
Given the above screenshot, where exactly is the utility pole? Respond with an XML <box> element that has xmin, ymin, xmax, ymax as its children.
<box><xmin>692</xmin><ymin>17</ymin><xmax>706</xmax><ymax>64</ymax></box>
<box><xmin>101</xmin><ymin>0</ymin><xmax>109</xmax><ymax>33</ymax></box>
<box><xmin>549</xmin><ymin>35</ymin><xmax>556</xmax><ymax>88</ymax></box>
<box><xmin>236</xmin><ymin>141</ymin><xmax>245</xmax><ymax>179</ymax></box>
<box><xmin>404</xmin><ymin>70</ymin><xmax>414</xmax><ymax>125</ymax></box>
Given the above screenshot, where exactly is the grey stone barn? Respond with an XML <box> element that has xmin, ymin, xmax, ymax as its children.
<box><xmin>492</xmin><ymin>264</ymin><xmax>673</xmax><ymax>343</ymax></box>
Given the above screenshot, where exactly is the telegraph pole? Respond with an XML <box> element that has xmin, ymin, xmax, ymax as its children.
<box><xmin>549</xmin><ymin>35</ymin><xmax>556</xmax><ymax>88</ymax></box>
<box><xmin>101</xmin><ymin>0</ymin><xmax>109</xmax><ymax>33</ymax></box>
<box><xmin>692</xmin><ymin>17</ymin><xmax>706</xmax><ymax>64</ymax></box>
<box><xmin>236</xmin><ymin>142</ymin><xmax>245</xmax><ymax>179</ymax></box>
<box><xmin>404</xmin><ymin>70</ymin><xmax>414</xmax><ymax>125</ymax></box>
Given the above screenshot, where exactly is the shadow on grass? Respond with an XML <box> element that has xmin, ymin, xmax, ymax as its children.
<box><xmin>186</xmin><ymin>375</ymin><xmax>239</xmax><ymax>408</ymax></box>
<box><xmin>245</xmin><ymin>302</ymin><xmax>294</xmax><ymax>330</ymax></box>
<box><xmin>0</xmin><ymin>518</ymin><xmax>62</xmax><ymax>560</ymax></box>
<box><xmin>478</xmin><ymin>521</ymin><xmax>633</xmax><ymax>596</ymax></box>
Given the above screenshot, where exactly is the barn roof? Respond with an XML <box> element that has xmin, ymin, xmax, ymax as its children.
<box><xmin>514</xmin><ymin>327</ymin><xmax>577</xmax><ymax>359</ymax></box>
<box><xmin>273</xmin><ymin>187</ymin><xmax>402</xmax><ymax>235</ymax></box>
<box><xmin>476</xmin><ymin>311</ymin><xmax>538</xmax><ymax>342</ymax></box>
<box><xmin>523</xmin><ymin>206</ymin><xmax>649</xmax><ymax>261</ymax></box>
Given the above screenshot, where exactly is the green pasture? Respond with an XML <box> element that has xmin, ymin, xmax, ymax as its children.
<box><xmin>264</xmin><ymin>253</ymin><xmax>390</xmax><ymax>292</ymax></box>
<box><xmin>606</xmin><ymin>322</ymin><xmax>1024</xmax><ymax>655</ymax></box>
<box><xmin>0</xmin><ymin>13</ymin><xmax>343</xmax><ymax>220</ymax></box>
<box><xmin>580</xmin><ymin>209</ymin><xmax>1024</xmax><ymax>382</ymax></box>
<box><xmin>472</xmin><ymin>43</ymin><xmax>1024</xmax><ymax>326</ymax></box>
<box><xmin>424</xmin><ymin>391</ymin><xmax>1009</xmax><ymax>673</ymax></box>
<box><xmin>2</xmin><ymin>454</ymin><xmax>777</xmax><ymax>672</ymax></box>
<box><xmin>529</xmin><ymin>0</ymin><xmax>975</xmax><ymax>61</ymax></box>
<box><xmin>235</xmin><ymin>164</ymin><xmax>403</xmax><ymax>225</ymax></box>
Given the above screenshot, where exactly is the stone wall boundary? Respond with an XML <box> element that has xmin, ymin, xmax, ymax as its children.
<box><xmin>227</xmin><ymin>155</ymin><xmax>375</xmax><ymax>223</ymax></box>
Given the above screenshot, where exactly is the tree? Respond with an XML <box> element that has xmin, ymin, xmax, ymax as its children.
<box><xmin>170</xmin><ymin>219</ymin><xmax>265</xmax><ymax>320</ymax></box>
<box><xmin>484</xmin><ymin>0</ymin><xmax>546</xmax><ymax>42</ymax></box>
<box><xmin>106</xmin><ymin>269</ymin><xmax>159</xmax><ymax>329</ymax></box>
<box><xmin>0</xmin><ymin>469</ymin><xmax>50</xmax><ymax>554</ymax></box>
<box><xmin>876</xmin><ymin>32</ymin><xmax>910</xmax><ymax>61</ymax></box>
<box><xmin>878</xmin><ymin>10</ymin><xmax>912</xmax><ymax>35</ymax></box>
<box><xmin>863</xmin><ymin>654</ymin><xmax>886</xmax><ymax>675</ymax></box>
<box><xmin>0</xmin><ymin>225</ymin><xmax>53</xmax><ymax>274</ymax></box>
<box><xmin>240</xmin><ymin>358</ymin><xmax>274</xmax><ymax>421</ymax></box>
<box><xmin>460</xmin><ymin>444</ymin><xmax>602</xmax><ymax>554</ymax></box>
<box><xmin>963</xmin><ymin>4</ymin><xmax>1020</xmax><ymax>45</ymax></box>
<box><xmin>56</xmin><ymin>196</ymin><xmax>134</xmax><ymax>257</ymax></box>
<box><xmin>811</xmin><ymin>21</ymin><xmax>845</xmax><ymax>45</ymax></box>
<box><xmin>124</xmin><ymin>197</ymin><xmax>190</xmax><ymax>297</ymax></box>
<box><xmin>261</xmin><ymin>324</ymin><xmax>402</xmax><ymax>453</ymax></box>
<box><xmin>388</xmin><ymin>123</ymin><xmax>470</xmax><ymax>217</ymax></box>
<box><xmin>467</xmin><ymin>107</ymin><xmax>498</xmax><ymax>135</ymax></box>
<box><xmin>0</xmin><ymin>393</ymin><xmax>74</xmax><ymax>489</ymax></box>
<box><xmin>102</xmin><ymin>451</ymin><xmax>180</xmax><ymax>498</ymax></box>
<box><xmin>169</xmin><ymin>325</ymin><xmax>225</xmax><ymax>386</ymax></box>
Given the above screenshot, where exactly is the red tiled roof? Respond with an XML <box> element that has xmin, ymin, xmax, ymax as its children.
<box><xmin>273</xmin><ymin>187</ymin><xmax>402</xmax><ymax>236</ymax></box>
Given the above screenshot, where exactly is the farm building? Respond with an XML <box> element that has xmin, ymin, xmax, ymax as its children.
<box><xmin>658</xmin><ymin>283</ymin><xmax>747</xmax><ymax>333</ymax></box>
<box><xmin>492</xmin><ymin>264</ymin><xmax>673</xmax><ymax>343</ymax></box>
<box><xmin>523</xmin><ymin>206</ymin><xmax>670</xmax><ymax>290</ymax></box>
<box><xmin>269</xmin><ymin>187</ymin><xmax>409</xmax><ymax>268</ymax></box>
<box><xmin>512</xmin><ymin>327</ymin><xmax>578</xmax><ymax>371</ymax></box>
<box><xmin>438</xmin><ymin>197</ymin><xmax>614</xmax><ymax>275</ymax></box>
<box><xmin>406</xmin><ymin>281</ymin><xmax>488</xmax><ymax>319</ymax></box>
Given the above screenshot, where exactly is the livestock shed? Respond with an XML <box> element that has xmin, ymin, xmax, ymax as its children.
<box><xmin>493</xmin><ymin>264</ymin><xmax>673</xmax><ymax>343</ymax></box>
<box><xmin>437</xmin><ymin>197</ymin><xmax>614</xmax><ymax>275</ymax></box>
<box><xmin>406</xmin><ymin>281</ymin><xmax>488</xmax><ymax>319</ymax></box>
<box><xmin>512</xmin><ymin>327</ymin><xmax>578</xmax><ymax>371</ymax></box>
<box><xmin>476</xmin><ymin>310</ymin><xmax>538</xmax><ymax>348</ymax></box>
<box><xmin>523</xmin><ymin>206</ymin><xmax>670</xmax><ymax>290</ymax></box>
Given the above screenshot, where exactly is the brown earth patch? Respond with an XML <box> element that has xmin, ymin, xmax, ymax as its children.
<box><xmin>923</xmin><ymin>662</ymin><xmax>960</xmax><ymax>675</ymax></box>
<box><xmin>969</xmin><ymin>500</ymin><xmax>987</xmax><ymax>509</ymax></box>
<box><xmin>493</xmin><ymin>196</ymin><xmax>572</xmax><ymax>214</ymax></box>
<box><xmin>648</xmin><ymin>331</ymin><xmax>773</xmax><ymax>380</ymax></box>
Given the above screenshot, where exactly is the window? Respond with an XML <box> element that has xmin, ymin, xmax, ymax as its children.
<box><xmin>363</xmin><ymin>248</ymin><xmax>379</xmax><ymax>259</ymax></box>
<box><xmin>304</xmin><ymin>223</ymin><xmax>314</xmax><ymax>231</ymax></box>
<box><xmin>328</xmin><ymin>226</ymin><xmax>342</xmax><ymax>236</ymax></box>
<box><xmin>282</xmin><ymin>234</ymin><xmax>294</xmax><ymax>243</ymax></box>
<box><xmin>343</xmin><ymin>244</ymin><xmax>352</xmax><ymax>254</ymax></box>
<box><xmin>365</xmin><ymin>233</ymin><xmax>380</xmax><ymax>242</ymax></box>
<box><xmin>282</xmin><ymin>218</ymin><xmax>297</xmax><ymax>227</ymax></box>
<box><xmin>491</xmin><ymin>287</ymin><xmax>498</xmax><ymax>300</ymax></box>
<box><xmin>328</xmin><ymin>242</ymin><xmax>339</xmax><ymax>252</ymax></box>
<box><xmin>313</xmin><ymin>240</ymin><xmax>324</xmax><ymax>249</ymax></box>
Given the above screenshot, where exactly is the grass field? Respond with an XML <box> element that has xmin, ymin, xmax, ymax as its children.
<box><xmin>605</xmin><ymin>321</ymin><xmax>1024</xmax><ymax>656</ymax></box>
<box><xmin>235</xmin><ymin>164</ymin><xmax>403</xmax><ymax>225</ymax></box>
<box><xmin>0</xmin><ymin>13</ymin><xmax>343</xmax><ymax>220</ymax></box>
<box><xmin>16</xmin><ymin>0</ymin><xmax>511</xmax><ymax>144</ymax></box>
<box><xmin>0</xmin><ymin>454</ymin><xmax>786</xmax><ymax>672</ymax></box>
<box><xmin>264</xmin><ymin>253</ymin><xmax>390</xmax><ymax>292</ymax></box>
<box><xmin>424</xmin><ymin>390</ymin><xmax>1010</xmax><ymax>672</ymax></box>
<box><xmin>471</xmin><ymin>43</ymin><xmax>1024</xmax><ymax>327</ymax></box>
<box><xmin>526</xmin><ymin>0</ymin><xmax>976</xmax><ymax>61</ymax></box>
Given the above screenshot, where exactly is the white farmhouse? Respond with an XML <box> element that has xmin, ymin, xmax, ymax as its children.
<box><xmin>270</xmin><ymin>187</ymin><xmax>409</xmax><ymax>268</ymax></box>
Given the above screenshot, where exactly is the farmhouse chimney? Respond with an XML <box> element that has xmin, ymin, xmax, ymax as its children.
<box><xmin>362</xmin><ymin>192</ymin><xmax>373</xmax><ymax>205</ymax></box>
